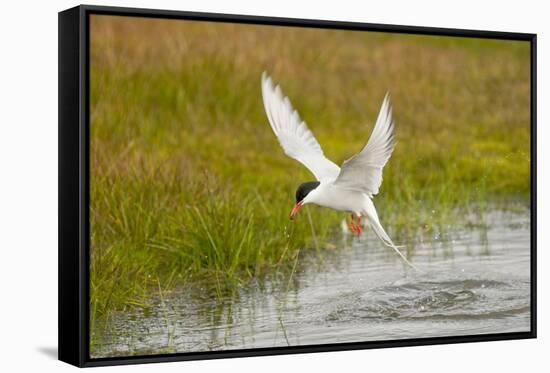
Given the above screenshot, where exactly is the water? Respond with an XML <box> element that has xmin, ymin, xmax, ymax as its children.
<box><xmin>92</xmin><ymin>209</ymin><xmax>531</xmax><ymax>358</ymax></box>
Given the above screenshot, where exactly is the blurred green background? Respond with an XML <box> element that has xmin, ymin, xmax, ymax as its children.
<box><xmin>89</xmin><ymin>15</ymin><xmax>530</xmax><ymax>348</ymax></box>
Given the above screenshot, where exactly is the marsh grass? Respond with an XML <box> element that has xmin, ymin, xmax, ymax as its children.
<box><xmin>89</xmin><ymin>16</ymin><xmax>531</xmax><ymax>350</ymax></box>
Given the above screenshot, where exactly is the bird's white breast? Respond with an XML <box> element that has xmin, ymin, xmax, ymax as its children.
<box><xmin>307</xmin><ymin>183</ymin><xmax>369</xmax><ymax>214</ymax></box>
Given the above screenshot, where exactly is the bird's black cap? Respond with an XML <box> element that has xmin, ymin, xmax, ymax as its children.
<box><xmin>295</xmin><ymin>181</ymin><xmax>320</xmax><ymax>203</ymax></box>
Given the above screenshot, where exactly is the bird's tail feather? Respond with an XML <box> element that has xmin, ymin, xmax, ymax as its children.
<box><xmin>363</xmin><ymin>200</ymin><xmax>420</xmax><ymax>271</ymax></box>
<box><xmin>368</xmin><ymin>216</ymin><xmax>420</xmax><ymax>271</ymax></box>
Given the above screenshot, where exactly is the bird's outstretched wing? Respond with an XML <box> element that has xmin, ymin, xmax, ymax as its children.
<box><xmin>333</xmin><ymin>94</ymin><xmax>395</xmax><ymax>197</ymax></box>
<box><xmin>261</xmin><ymin>72</ymin><xmax>340</xmax><ymax>182</ymax></box>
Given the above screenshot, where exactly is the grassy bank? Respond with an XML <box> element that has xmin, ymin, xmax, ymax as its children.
<box><xmin>89</xmin><ymin>16</ymin><xmax>531</xmax><ymax>348</ymax></box>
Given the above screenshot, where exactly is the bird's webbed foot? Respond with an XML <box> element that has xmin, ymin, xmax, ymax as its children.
<box><xmin>348</xmin><ymin>214</ymin><xmax>356</xmax><ymax>233</ymax></box>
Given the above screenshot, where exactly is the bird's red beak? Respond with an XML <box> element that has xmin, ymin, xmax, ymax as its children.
<box><xmin>290</xmin><ymin>201</ymin><xmax>303</xmax><ymax>220</ymax></box>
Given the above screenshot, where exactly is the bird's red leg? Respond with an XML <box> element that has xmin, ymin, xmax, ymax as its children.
<box><xmin>356</xmin><ymin>216</ymin><xmax>362</xmax><ymax>236</ymax></box>
<box><xmin>348</xmin><ymin>214</ymin><xmax>356</xmax><ymax>233</ymax></box>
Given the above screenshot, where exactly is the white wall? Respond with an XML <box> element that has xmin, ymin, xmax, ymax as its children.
<box><xmin>0</xmin><ymin>0</ymin><xmax>546</xmax><ymax>371</ymax></box>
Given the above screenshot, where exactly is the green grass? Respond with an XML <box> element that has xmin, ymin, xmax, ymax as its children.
<box><xmin>88</xmin><ymin>16</ymin><xmax>531</xmax><ymax>351</ymax></box>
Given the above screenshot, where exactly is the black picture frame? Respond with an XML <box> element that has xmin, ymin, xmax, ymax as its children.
<box><xmin>58</xmin><ymin>4</ymin><xmax>537</xmax><ymax>368</ymax></box>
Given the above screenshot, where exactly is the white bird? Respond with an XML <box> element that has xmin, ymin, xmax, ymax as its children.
<box><xmin>261</xmin><ymin>72</ymin><xmax>416</xmax><ymax>269</ymax></box>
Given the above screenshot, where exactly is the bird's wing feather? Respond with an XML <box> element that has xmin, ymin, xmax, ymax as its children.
<box><xmin>261</xmin><ymin>72</ymin><xmax>340</xmax><ymax>182</ymax></box>
<box><xmin>333</xmin><ymin>94</ymin><xmax>395</xmax><ymax>197</ymax></box>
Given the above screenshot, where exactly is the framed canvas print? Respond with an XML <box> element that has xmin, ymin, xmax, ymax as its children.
<box><xmin>58</xmin><ymin>4</ymin><xmax>537</xmax><ymax>367</ymax></box>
